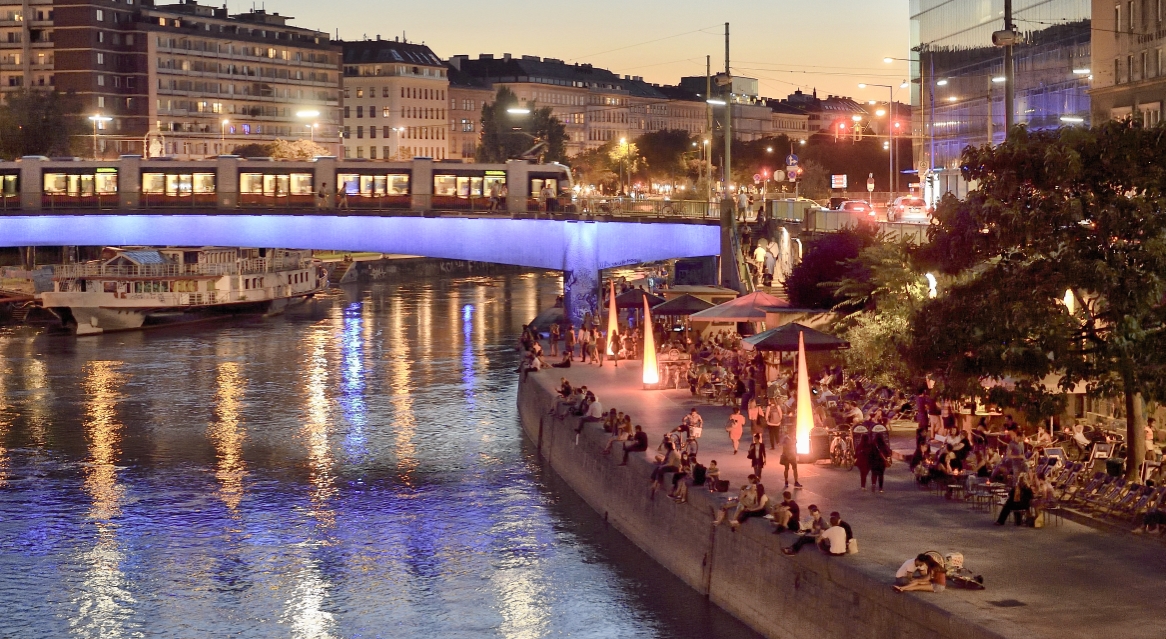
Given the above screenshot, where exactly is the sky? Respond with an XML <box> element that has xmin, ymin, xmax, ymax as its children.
<box><xmin>226</xmin><ymin>0</ymin><xmax>912</xmax><ymax>101</ymax></box>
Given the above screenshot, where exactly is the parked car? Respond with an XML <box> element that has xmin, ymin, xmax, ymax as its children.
<box><xmin>838</xmin><ymin>199</ymin><xmax>876</xmax><ymax>219</ymax></box>
<box><xmin>888</xmin><ymin>196</ymin><xmax>929</xmax><ymax>222</ymax></box>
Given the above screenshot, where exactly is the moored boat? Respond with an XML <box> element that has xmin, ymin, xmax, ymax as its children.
<box><xmin>41</xmin><ymin>247</ymin><xmax>327</xmax><ymax>335</ymax></box>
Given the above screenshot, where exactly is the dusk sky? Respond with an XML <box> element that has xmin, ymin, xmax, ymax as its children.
<box><xmin>230</xmin><ymin>0</ymin><xmax>912</xmax><ymax>101</ymax></box>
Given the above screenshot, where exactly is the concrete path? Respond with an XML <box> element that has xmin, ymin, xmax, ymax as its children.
<box><xmin>537</xmin><ymin>355</ymin><xmax>1166</xmax><ymax>638</ymax></box>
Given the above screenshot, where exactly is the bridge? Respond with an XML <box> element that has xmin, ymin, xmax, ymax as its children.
<box><xmin>0</xmin><ymin>157</ymin><xmax>722</xmax><ymax>325</ymax></box>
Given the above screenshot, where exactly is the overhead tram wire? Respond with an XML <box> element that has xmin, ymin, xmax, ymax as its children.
<box><xmin>565</xmin><ymin>25</ymin><xmax>722</xmax><ymax>63</ymax></box>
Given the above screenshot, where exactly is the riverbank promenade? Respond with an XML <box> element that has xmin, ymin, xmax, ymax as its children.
<box><xmin>526</xmin><ymin>356</ymin><xmax>1166</xmax><ymax>639</ymax></box>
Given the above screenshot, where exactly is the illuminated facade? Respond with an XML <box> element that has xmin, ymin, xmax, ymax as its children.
<box><xmin>1090</xmin><ymin>0</ymin><xmax>1166</xmax><ymax>125</ymax></box>
<box><xmin>48</xmin><ymin>0</ymin><xmax>341</xmax><ymax>159</ymax></box>
<box><xmin>341</xmin><ymin>39</ymin><xmax>450</xmax><ymax>161</ymax></box>
<box><xmin>910</xmin><ymin>0</ymin><xmax>1091</xmax><ymax>197</ymax></box>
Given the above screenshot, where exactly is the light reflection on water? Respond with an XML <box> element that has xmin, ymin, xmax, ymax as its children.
<box><xmin>0</xmin><ymin>271</ymin><xmax>761</xmax><ymax>639</ymax></box>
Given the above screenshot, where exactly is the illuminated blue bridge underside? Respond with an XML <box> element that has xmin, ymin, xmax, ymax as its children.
<box><xmin>0</xmin><ymin>214</ymin><xmax>720</xmax><ymax>324</ymax></box>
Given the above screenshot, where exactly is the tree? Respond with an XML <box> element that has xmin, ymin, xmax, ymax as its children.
<box><xmin>797</xmin><ymin>159</ymin><xmax>831</xmax><ymax>201</ymax></box>
<box><xmin>568</xmin><ymin>143</ymin><xmax>618</xmax><ymax>192</ymax></box>
<box><xmin>268</xmin><ymin>139</ymin><xmax>329</xmax><ymax>160</ymax></box>
<box><xmin>0</xmin><ymin>90</ymin><xmax>84</xmax><ymax>158</ymax></box>
<box><xmin>833</xmin><ymin>237</ymin><xmax>928</xmax><ymax>389</ymax></box>
<box><xmin>477</xmin><ymin>87</ymin><xmax>567</xmax><ymax>164</ymax></box>
<box><xmin>635</xmin><ymin>129</ymin><xmax>693</xmax><ymax>185</ymax></box>
<box><xmin>783</xmin><ymin>226</ymin><xmax>876</xmax><ymax>309</ymax></box>
<box><xmin>910</xmin><ymin>122</ymin><xmax>1166</xmax><ymax>478</ymax></box>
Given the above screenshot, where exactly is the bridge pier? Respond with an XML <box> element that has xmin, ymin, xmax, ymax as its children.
<box><xmin>561</xmin><ymin>221</ymin><xmax>599</xmax><ymax>330</ymax></box>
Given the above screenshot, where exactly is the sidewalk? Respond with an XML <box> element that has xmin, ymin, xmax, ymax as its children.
<box><xmin>541</xmin><ymin>355</ymin><xmax>1166</xmax><ymax>639</ymax></box>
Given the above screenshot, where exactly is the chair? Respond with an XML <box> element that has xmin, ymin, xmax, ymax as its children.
<box><xmin>1082</xmin><ymin>477</ymin><xmax>1126</xmax><ymax>512</ymax></box>
<box><xmin>1063</xmin><ymin>472</ymin><xmax>1107</xmax><ymax>506</ymax></box>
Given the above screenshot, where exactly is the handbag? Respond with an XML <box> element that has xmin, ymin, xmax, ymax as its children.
<box><xmin>847</xmin><ymin>538</ymin><xmax>858</xmax><ymax>555</ymax></box>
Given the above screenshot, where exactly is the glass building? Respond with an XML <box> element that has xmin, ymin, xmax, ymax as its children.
<box><xmin>909</xmin><ymin>0</ymin><xmax>1091</xmax><ymax>199</ymax></box>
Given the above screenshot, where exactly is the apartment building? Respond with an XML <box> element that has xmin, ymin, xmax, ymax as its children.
<box><xmin>1090</xmin><ymin>0</ymin><xmax>1165</xmax><ymax>125</ymax></box>
<box><xmin>447</xmin><ymin>64</ymin><xmax>492</xmax><ymax>161</ymax></box>
<box><xmin>0</xmin><ymin>0</ymin><xmax>54</xmax><ymax>93</ymax></box>
<box><xmin>9</xmin><ymin>0</ymin><xmax>339</xmax><ymax>159</ymax></box>
<box><xmin>449</xmin><ymin>53</ymin><xmax>712</xmax><ymax>156</ymax></box>
<box><xmin>341</xmin><ymin>38</ymin><xmax>450</xmax><ymax>160</ymax></box>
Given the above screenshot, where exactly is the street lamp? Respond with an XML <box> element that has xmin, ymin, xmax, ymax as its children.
<box><xmin>619</xmin><ymin>137</ymin><xmax>628</xmax><ymax>197</ymax></box>
<box><xmin>390</xmin><ymin>126</ymin><xmax>406</xmax><ymax>160</ymax></box>
<box><xmin>88</xmin><ymin>114</ymin><xmax>112</xmax><ymax>159</ymax></box>
<box><xmin>220</xmin><ymin>118</ymin><xmax>229</xmax><ymax>145</ymax></box>
<box><xmin>858</xmin><ymin>81</ymin><xmax>901</xmax><ymax>198</ymax></box>
<box><xmin>296</xmin><ymin>110</ymin><xmax>320</xmax><ymax>142</ymax></box>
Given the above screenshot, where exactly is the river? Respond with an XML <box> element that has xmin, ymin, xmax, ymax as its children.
<box><xmin>0</xmin><ymin>270</ymin><xmax>759</xmax><ymax>639</ymax></box>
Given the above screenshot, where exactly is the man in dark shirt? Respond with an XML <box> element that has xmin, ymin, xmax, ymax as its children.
<box><xmin>620</xmin><ymin>426</ymin><xmax>649</xmax><ymax>465</ymax></box>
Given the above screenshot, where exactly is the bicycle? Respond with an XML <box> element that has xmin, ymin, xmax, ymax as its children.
<box><xmin>829</xmin><ymin>428</ymin><xmax>855</xmax><ymax>470</ymax></box>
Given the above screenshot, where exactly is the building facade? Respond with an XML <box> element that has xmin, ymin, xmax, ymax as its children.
<box><xmin>447</xmin><ymin>65</ymin><xmax>492</xmax><ymax>161</ymax></box>
<box><xmin>0</xmin><ymin>0</ymin><xmax>339</xmax><ymax>159</ymax></box>
<box><xmin>910</xmin><ymin>0</ymin><xmax>1091</xmax><ymax>199</ymax></box>
<box><xmin>1090</xmin><ymin>0</ymin><xmax>1166</xmax><ymax>125</ymax></box>
<box><xmin>341</xmin><ymin>38</ymin><xmax>450</xmax><ymax>161</ymax></box>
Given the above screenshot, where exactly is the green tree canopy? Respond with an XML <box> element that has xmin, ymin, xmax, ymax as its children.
<box><xmin>783</xmin><ymin>226</ymin><xmax>877</xmax><ymax>309</ymax></box>
<box><xmin>634</xmin><ymin>129</ymin><xmax>693</xmax><ymax>183</ymax></box>
<box><xmin>910</xmin><ymin>122</ymin><xmax>1166</xmax><ymax>477</ymax></box>
<box><xmin>477</xmin><ymin>87</ymin><xmax>567</xmax><ymax>164</ymax></box>
<box><xmin>0</xmin><ymin>90</ymin><xmax>85</xmax><ymax>158</ymax></box>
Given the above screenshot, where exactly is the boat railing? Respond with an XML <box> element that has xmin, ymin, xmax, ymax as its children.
<box><xmin>54</xmin><ymin>257</ymin><xmax>313</xmax><ymax>279</ymax></box>
<box><xmin>53</xmin><ymin>256</ymin><xmax>314</xmax><ymax>279</ymax></box>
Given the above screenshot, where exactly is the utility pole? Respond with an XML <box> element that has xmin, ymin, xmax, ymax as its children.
<box><xmin>723</xmin><ymin>22</ymin><xmax>731</xmax><ymax>203</ymax></box>
<box><xmin>1004</xmin><ymin>0</ymin><xmax>1016</xmax><ymax>137</ymax></box>
<box><xmin>706</xmin><ymin>55</ymin><xmax>712</xmax><ymax>206</ymax></box>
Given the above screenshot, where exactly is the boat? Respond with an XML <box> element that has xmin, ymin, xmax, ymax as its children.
<box><xmin>40</xmin><ymin>247</ymin><xmax>328</xmax><ymax>335</ymax></box>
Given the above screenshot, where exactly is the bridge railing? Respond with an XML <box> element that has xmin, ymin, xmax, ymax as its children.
<box><xmin>574</xmin><ymin>197</ymin><xmax>712</xmax><ymax>219</ymax></box>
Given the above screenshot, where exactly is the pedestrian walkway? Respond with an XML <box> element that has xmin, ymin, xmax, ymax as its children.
<box><xmin>539</xmin><ymin>356</ymin><xmax>1166</xmax><ymax>639</ymax></box>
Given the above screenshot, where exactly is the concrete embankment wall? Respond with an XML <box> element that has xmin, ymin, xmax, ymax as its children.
<box><xmin>517</xmin><ymin>375</ymin><xmax>1013</xmax><ymax>639</ymax></box>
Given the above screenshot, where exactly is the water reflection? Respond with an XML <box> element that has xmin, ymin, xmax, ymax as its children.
<box><xmin>74</xmin><ymin>360</ymin><xmax>136</xmax><ymax>639</ymax></box>
<box><xmin>209</xmin><ymin>361</ymin><xmax>246</xmax><ymax>515</ymax></box>
<box><xmin>0</xmin><ymin>272</ymin><xmax>762</xmax><ymax>639</ymax></box>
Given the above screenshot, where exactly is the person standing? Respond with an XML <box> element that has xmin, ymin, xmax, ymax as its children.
<box><xmin>726</xmin><ymin>407</ymin><xmax>745</xmax><ymax>454</ymax></box>
<box><xmin>549</xmin><ymin>322</ymin><xmax>560</xmax><ymax>356</ymax></box>
<box><xmin>766</xmin><ymin>401</ymin><xmax>784</xmax><ymax>450</ymax></box>
<box><xmin>578</xmin><ymin>327</ymin><xmax>590</xmax><ymax>363</ymax></box>
<box><xmin>853</xmin><ymin>425</ymin><xmax>871</xmax><ymax>489</ymax></box>
<box><xmin>564</xmin><ymin>324</ymin><xmax>576</xmax><ymax>361</ymax></box>
<box><xmin>868</xmin><ymin>425</ymin><xmax>892</xmax><ymax>493</ymax></box>
<box><xmin>747</xmin><ymin>433</ymin><xmax>767</xmax><ymax>479</ymax></box>
<box><xmin>780</xmin><ymin>425</ymin><xmax>802</xmax><ymax>488</ymax></box>
<box><xmin>316</xmin><ymin>182</ymin><xmax>329</xmax><ymax>209</ymax></box>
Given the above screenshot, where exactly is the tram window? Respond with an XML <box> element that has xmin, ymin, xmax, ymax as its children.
<box><xmin>0</xmin><ymin>175</ymin><xmax>15</xmax><ymax>196</ymax></box>
<box><xmin>434</xmin><ymin>174</ymin><xmax>457</xmax><ymax>197</ymax></box>
<box><xmin>44</xmin><ymin>171</ymin><xmax>118</xmax><ymax>195</ymax></box>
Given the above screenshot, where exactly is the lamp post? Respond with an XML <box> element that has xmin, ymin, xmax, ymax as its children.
<box><xmin>618</xmin><ymin>137</ymin><xmax>627</xmax><ymax>196</ymax></box>
<box><xmin>220</xmin><ymin>118</ymin><xmax>229</xmax><ymax>147</ymax></box>
<box><xmin>296</xmin><ymin>110</ymin><xmax>321</xmax><ymax>142</ymax></box>
<box><xmin>88</xmin><ymin>114</ymin><xmax>112</xmax><ymax>159</ymax></box>
<box><xmin>858</xmin><ymin>81</ymin><xmax>906</xmax><ymax>198</ymax></box>
<box><xmin>886</xmin><ymin>51</ymin><xmax>933</xmax><ymax>190</ymax></box>
<box><xmin>390</xmin><ymin>126</ymin><xmax>406</xmax><ymax>160</ymax></box>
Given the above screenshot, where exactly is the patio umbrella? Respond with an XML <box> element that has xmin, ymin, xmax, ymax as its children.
<box><xmin>689</xmin><ymin>290</ymin><xmax>790</xmax><ymax>323</ymax></box>
<box><xmin>741</xmin><ymin>322</ymin><xmax>849</xmax><ymax>352</ymax></box>
<box><xmin>614</xmin><ymin>288</ymin><xmax>665</xmax><ymax>309</ymax></box>
<box><xmin>651</xmin><ymin>294</ymin><xmax>714</xmax><ymax>316</ymax></box>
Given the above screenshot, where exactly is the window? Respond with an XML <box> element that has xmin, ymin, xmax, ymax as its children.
<box><xmin>127</xmin><ymin>34</ymin><xmax>134</xmax><ymax>46</ymax></box>
<box><xmin>141</xmin><ymin>172</ymin><xmax>215</xmax><ymax>196</ymax></box>
<box><xmin>369</xmin><ymin>127</ymin><xmax>376</xmax><ymax>139</ymax></box>
<box><xmin>44</xmin><ymin>171</ymin><xmax>118</xmax><ymax>196</ymax></box>
<box><xmin>356</xmin><ymin>106</ymin><xmax>363</xmax><ymax>118</ymax></box>
<box><xmin>343</xmin><ymin>106</ymin><xmax>350</xmax><ymax>118</ymax></box>
<box><xmin>97</xmin><ymin>75</ymin><xmax>105</xmax><ymax>86</ymax></box>
<box><xmin>356</xmin><ymin>87</ymin><xmax>364</xmax><ymax>98</ymax></box>
<box><xmin>97</xmin><ymin>96</ymin><xmax>105</xmax><ymax>108</ymax></box>
<box><xmin>369</xmin><ymin>105</ymin><xmax>376</xmax><ymax>119</ymax></box>
<box><xmin>356</xmin><ymin>126</ymin><xmax>363</xmax><ymax>139</ymax></box>
<box><xmin>356</xmin><ymin>146</ymin><xmax>364</xmax><ymax>158</ymax></box>
<box><xmin>1117</xmin><ymin>57</ymin><xmax>1122</xmax><ymax>83</ymax></box>
<box><xmin>96</xmin><ymin>9</ymin><xmax>104</xmax><ymax>21</ymax></box>
<box><xmin>1129</xmin><ymin>55</ymin><xmax>1135</xmax><ymax>81</ymax></box>
<box><xmin>98</xmin><ymin>32</ymin><xmax>104</xmax><ymax>43</ymax></box>
<box><xmin>1116</xmin><ymin>4</ymin><xmax>1122</xmax><ymax>34</ymax></box>
<box><xmin>1143</xmin><ymin>50</ymin><xmax>1149</xmax><ymax>79</ymax></box>
<box><xmin>97</xmin><ymin>53</ymin><xmax>104</xmax><ymax>65</ymax></box>
<box><xmin>369</xmin><ymin>147</ymin><xmax>377</xmax><ymax>160</ymax></box>
<box><xmin>382</xmin><ymin>87</ymin><xmax>389</xmax><ymax>98</ymax></box>
<box><xmin>383</xmin><ymin>106</ymin><xmax>390</xmax><ymax>117</ymax></box>
<box><xmin>1129</xmin><ymin>1</ymin><xmax>1136</xmax><ymax>31</ymax></box>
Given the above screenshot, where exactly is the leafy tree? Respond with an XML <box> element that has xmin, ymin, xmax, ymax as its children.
<box><xmin>801</xmin><ymin>131</ymin><xmax>913</xmax><ymax>192</ymax></box>
<box><xmin>635</xmin><ymin>129</ymin><xmax>693</xmax><ymax>184</ymax></box>
<box><xmin>797</xmin><ymin>159</ymin><xmax>831</xmax><ymax>201</ymax></box>
<box><xmin>477</xmin><ymin>87</ymin><xmax>567</xmax><ymax>164</ymax></box>
<box><xmin>910</xmin><ymin>122</ymin><xmax>1166</xmax><ymax>477</ymax></box>
<box><xmin>783</xmin><ymin>226</ymin><xmax>876</xmax><ymax>309</ymax></box>
<box><xmin>0</xmin><ymin>90</ymin><xmax>84</xmax><ymax>158</ymax></box>
<box><xmin>833</xmin><ymin>237</ymin><xmax>928</xmax><ymax>389</ymax></box>
<box><xmin>268</xmin><ymin>139</ymin><xmax>330</xmax><ymax>160</ymax></box>
<box><xmin>568</xmin><ymin>143</ymin><xmax>618</xmax><ymax>192</ymax></box>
